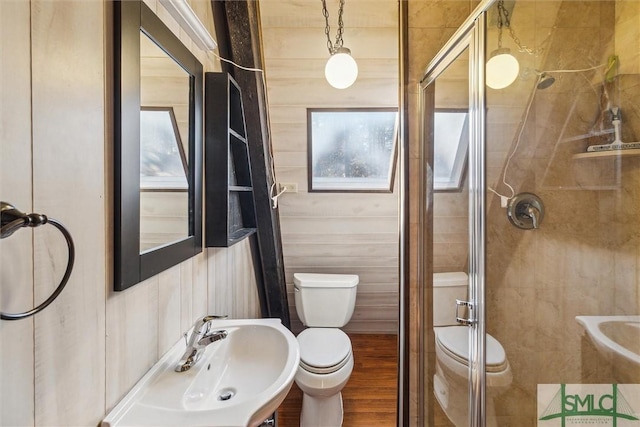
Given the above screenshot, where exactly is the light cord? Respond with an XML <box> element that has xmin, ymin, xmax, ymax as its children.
<box><xmin>491</xmin><ymin>62</ymin><xmax>611</xmax><ymax>203</ymax></box>
<box><xmin>541</xmin><ymin>63</ymin><xmax>608</xmax><ymax>74</ymax></box>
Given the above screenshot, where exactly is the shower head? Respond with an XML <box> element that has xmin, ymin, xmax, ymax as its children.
<box><xmin>537</xmin><ymin>73</ymin><xmax>555</xmax><ymax>89</ymax></box>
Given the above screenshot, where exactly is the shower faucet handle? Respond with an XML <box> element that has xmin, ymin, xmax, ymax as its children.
<box><xmin>507</xmin><ymin>193</ymin><xmax>544</xmax><ymax>230</ymax></box>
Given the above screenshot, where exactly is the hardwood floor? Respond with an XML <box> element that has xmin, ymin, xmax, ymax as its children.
<box><xmin>277</xmin><ymin>334</ymin><xmax>398</xmax><ymax>427</ymax></box>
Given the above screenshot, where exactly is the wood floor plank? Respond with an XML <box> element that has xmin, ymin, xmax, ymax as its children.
<box><xmin>277</xmin><ymin>334</ymin><xmax>398</xmax><ymax>427</ymax></box>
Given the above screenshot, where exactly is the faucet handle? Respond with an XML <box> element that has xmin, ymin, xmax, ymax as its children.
<box><xmin>524</xmin><ymin>205</ymin><xmax>540</xmax><ymax>229</ymax></box>
<box><xmin>203</xmin><ymin>314</ymin><xmax>228</xmax><ymax>321</ymax></box>
<box><xmin>193</xmin><ymin>315</ymin><xmax>228</xmax><ymax>333</ymax></box>
<box><xmin>507</xmin><ymin>192</ymin><xmax>544</xmax><ymax>230</ymax></box>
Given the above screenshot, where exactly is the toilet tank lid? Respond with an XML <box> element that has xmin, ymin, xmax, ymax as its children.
<box><xmin>294</xmin><ymin>273</ymin><xmax>359</xmax><ymax>288</ymax></box>
<box><xmin>433</xmin><ymin>272</ymin><xmax>468</xmax><ymax>287</ymax></box>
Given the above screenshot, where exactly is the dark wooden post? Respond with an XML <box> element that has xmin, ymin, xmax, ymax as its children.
<box><xmin>211</xmin><ymin>0</ymin><xmax>291</xmax><ymax>328</ymax></box>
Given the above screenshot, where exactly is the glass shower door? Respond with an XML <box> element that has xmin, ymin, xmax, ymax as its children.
<box><xmin>419</xmin><ymin>0</ymin><xmax>640</xmax><ymax>425</ymax></box>
<box><xmin>420</xmin><ymin>31</ymin><xmax>482</xmax><ymax>426</ymax></box>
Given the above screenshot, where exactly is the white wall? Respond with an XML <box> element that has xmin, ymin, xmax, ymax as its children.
<box><xmin>0</xmin><ymin>1</ymin><xmax>260</xmax><ymax>425</ymax></box>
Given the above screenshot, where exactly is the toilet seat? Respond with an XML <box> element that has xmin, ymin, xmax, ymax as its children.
<box><xmin>435</xmin><ymin>326</ymin><xmax>508</xmax><ymax>372</ymax></box>
<box><xmin>297</xmin><ymin>328</ymin><xmax>352</xmax><ymax>375</ymax></box>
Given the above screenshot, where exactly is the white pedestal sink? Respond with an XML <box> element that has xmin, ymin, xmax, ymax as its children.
<box><xmin>102</xmin><ymin>318</ymin><xmax>300</xmax><ymax>427</ymax></box>
<box><xmin>576</xmin><ymin>315</ymin><xmax>640</xmax><ymax>383</ymax></box>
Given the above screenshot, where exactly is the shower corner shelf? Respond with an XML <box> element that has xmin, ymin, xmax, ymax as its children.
<box><xmin>572</xmin><ymin>148</ymin><xmax>640</xmax><ymax>160</ymax></box>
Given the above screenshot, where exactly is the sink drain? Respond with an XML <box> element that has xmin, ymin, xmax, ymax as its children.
<box><xmin>217</xmin><ymin>389</ymin><xmax>235</xmax><ymax>401</ymax></box>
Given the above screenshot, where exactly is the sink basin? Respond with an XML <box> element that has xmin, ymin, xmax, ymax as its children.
<box><xmin>102</xmin><ymin>318</ymin><xmax>300</xmax><ymax>427</ymax></box>
<box><xmin>576</xmin><ymin>315</ymin><xmax>640</xmax><ymax>367</ymax></box>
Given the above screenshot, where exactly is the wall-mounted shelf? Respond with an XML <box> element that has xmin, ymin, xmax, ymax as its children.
<box><xmin>205</xmin><ymin>72</ymin><xmax>257</xmax><ymax>247</ymax></box>
<box><xmin>572</xmin><ymin>148</ymin><xmax>640</xmax><ymax>160</ymax></box>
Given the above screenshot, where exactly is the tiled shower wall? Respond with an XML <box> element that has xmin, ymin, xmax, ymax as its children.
<box><xmin>485</xmin><ymin>1</ymin><xmax>640</xmax><ymax>423</ymax></box>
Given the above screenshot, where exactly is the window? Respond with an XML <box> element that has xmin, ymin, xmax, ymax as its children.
<box><xmin>140</xmin><ymin>107</ymin><xmax>188</xmax><ymax>191</ymax></box>
<box><xmin>307</xmin><ymin>108</ymin><xmax>398</xmax><ymax>192</ymax></box>
<box><xmin>433</xmin><ymin>109</ymin><xmax>468</xmax><ymax>191</ymax></box>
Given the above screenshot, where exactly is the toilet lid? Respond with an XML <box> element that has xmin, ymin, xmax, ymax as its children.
<box><xmin>435</xmin><ymin>326</ymin><xmax>507</xmax><ymax>372</ymax></box>
<box><xmin>297</xmin><ymin>328</ymin><xmax>351</xmax><ymax>373</ymax></box>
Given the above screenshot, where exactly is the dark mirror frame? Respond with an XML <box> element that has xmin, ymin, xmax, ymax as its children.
<box><xmin>114</xmin><ymin>0</ymin><xmax>203</xmax><ymax>291</ymax></box>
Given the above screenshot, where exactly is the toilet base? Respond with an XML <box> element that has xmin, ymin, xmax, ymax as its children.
<box><xmin>300</xmin><ymin>391</ymin><xmax>344</xmax><ymax>427</ymax></box>
<box><xmin>434</xmin><ymin>369</ymin><xmax>503</xmax><ymax>427</ymax></box>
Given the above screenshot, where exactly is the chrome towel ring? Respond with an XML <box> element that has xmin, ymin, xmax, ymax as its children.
<box><xmin>0</xmin><ymin>201</ymin><xmax>75</xmax><ymax>321</ymax></box>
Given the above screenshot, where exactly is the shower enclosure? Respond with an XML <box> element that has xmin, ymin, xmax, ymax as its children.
<box><xmin>417</xmin><ymin>0</ymin><xmax>640</xmax><ymax>425</ymax></box>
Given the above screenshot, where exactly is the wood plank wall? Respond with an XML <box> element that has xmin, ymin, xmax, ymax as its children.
<box><xmin>259</xmin><ymin>0</ymin><xmax>400</xmax><ymax>334</ymax></box>
<box><xmin>0</xmin><ymin>1</ymin><xmax>260</xmax><ymax>425</ymax></box>
<box><xmin>1</xmin><ymin>2</ymin><xmax>35</xmax><ymax>424</ymax></box>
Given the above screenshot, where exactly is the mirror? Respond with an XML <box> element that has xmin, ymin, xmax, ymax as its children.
<box><xmin>114</xmin><ymin>0</ymin><xmax>203</xmax><ymax>291</ymax></box>
<box><xmin>140</xmin><ymin>106</ymin><xmax>189</xmax><ymax>252</ymax></box>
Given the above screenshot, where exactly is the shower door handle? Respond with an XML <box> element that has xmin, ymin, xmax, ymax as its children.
<box><xmin>455</xmin><ymin>299</ymin><xmax>475</xmax><ymax>326</ymax></box>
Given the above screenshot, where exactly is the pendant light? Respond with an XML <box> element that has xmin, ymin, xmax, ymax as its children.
<box><xmin>486</xmin><ymin>0</ymin><xmax>519</xmax><ymax>89</ymax></box>
<box><xmin>322</xmin><ymin>0</ymin><xmax>358</xmax><ymax>89</ymax></box>
<box><xmin>486</xmin><ymin>48</ymin><xmax>520</xmax><ymax>90</ymax></box>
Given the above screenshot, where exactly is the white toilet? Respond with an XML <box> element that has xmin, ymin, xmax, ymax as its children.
<box><xmin>433</xmin><ymin>272</ymin><xmax>512</xmax><ymax>427</ymax></box>
<box><xmin>292</xmin><ymin>273</ymin><xmax>358</xmax><ymax>427</ymax></box>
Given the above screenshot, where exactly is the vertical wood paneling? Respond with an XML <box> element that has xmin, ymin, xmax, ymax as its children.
<box><xmin>260</xmin><ymin>0</ymin><xmax>400</xmax><ymax>334</ymax></box>
<box><xmin>105</xmin><ymin>278</ymin><xmax>160</xmax><ymax>410</ymax></box>
<box><xmin>192</xmin><ymin>252</ymin><xmax>208</xmax><ymax>319</ymax></box>
<box><xmin>2</xmin><ymin>1</ymin><xmax>263</xmax><ymax>425</ymax></box>
<box><xmin>30</xmin><ymin>1</ymin><xmax>106</xmax><ymax>425</ymax></box>
<box><xmin>232</xmin><ymin>240</ymin><xmax>260</xmax><ymax>318</ymax></box>
<box><xmin>207</xmin><ymin>240</ymin><xmax>260</xmax><ymax>319</ymax></box>
<box><xmin>0</xmin><ymin>1</ymin><xmax>35</xmax><ymax>425</ymax></box>
<box><xmin>208</xmin><ymin>247</ymin><xmax>230</xmax><ymax>315</ymax></box>
<box><xmin>180</xmin><ymin>259</ymin><xmax>194</xmax><ymax>332</ymax></box>
<box><xmin>157</xmin><ymin>265</ymin><xmax>181</xmax><ymax>355</ymax></box>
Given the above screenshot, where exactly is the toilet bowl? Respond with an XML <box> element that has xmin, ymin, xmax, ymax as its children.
<box><xmin>292</xmin><ymin>273</ymin><xmax>358</xmax><ymax>427</ymax></box>
<box><xmin>434</xmin><ymin>326</ymin><xmax>513</xmax><ymax>426</ymax></box>
<box><xmin>295</xmin><ymin>328</ymin><xmax>354</xmax><ymax>426</ymax></box>
<box><xmin>433</xmin><ymin>273</ymin><xmax>512</xmax><ymax>426</ymax></box>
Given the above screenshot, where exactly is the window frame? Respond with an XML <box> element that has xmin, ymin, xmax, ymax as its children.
<box><xmin>433</xmin><ymin>108</ymin><xmax>469</xmax><ymax>192</ymax></box>
<box><xmin>306</xmin><ymin>107</ymin><xmax>399</xmax><ymax>193</ymax></box>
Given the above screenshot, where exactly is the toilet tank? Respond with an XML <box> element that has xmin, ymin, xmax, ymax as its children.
<box><xmin>293</xmin><ymin>273</ymin><xmax>358</xmax><ymax>327</ymax></box>
<box><xmin>433</xmin><ymin>272</ymin><xmax>468</xmax><ymax>327</ymax></box>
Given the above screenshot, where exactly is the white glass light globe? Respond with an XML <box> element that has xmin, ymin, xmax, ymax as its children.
<box><xmin>485</xmin><ymin>48</ymin><xmax>520</xmax><ymax>90</ymax></box>
<box><xmin>325</xmin><ymin>48</ymin><xmax>358</xmax><ymax>89</ymax></box>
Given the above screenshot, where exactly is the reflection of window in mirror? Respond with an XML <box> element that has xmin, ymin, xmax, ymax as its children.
<box><xmin>307</xmin><ymin>108</ymin><xmax>398</xmax><ymax>192</ymax></box>
<box><xmin>434</xmin><ymin>109</ymin><xmax>469</xmax><ymax>192</ymax></box>
<box><xmin>140</xmin><ymin>107</ymin><xmax>188</xmax><ymax>191</ymax></box>
<box><xmin>139</xmin><ymin>32</ymin><xmax>191</xmax><ymax>253</ymax></box>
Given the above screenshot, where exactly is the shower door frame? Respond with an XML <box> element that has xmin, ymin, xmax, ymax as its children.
<box><xmin>418</xmin><ymin>1</ymin><xmax>495</xmax><ymax>425</ymax></box>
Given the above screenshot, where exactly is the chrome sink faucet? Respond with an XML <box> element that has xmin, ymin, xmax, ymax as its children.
<box><xmin>175</xmin><ymin>315</ymin><xmax>228</xmax><ymax>372</ymax></box>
